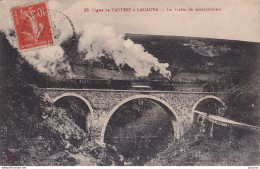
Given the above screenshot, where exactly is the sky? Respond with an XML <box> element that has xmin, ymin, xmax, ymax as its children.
<box><xmin>1</xmin><ymin>0</ymin><xmax>260</xmax><ymax>42</ymax></box>
<box><xmin>56</xmin><ymin>0</ymin><xmax>260</xmax><ymax>42</ymax></box>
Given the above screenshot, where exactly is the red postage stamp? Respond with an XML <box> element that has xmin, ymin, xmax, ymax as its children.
<box><xmin>11</xmin><ymin>2</ymin><xmax>54</xmax><ymax>51</ymax></box>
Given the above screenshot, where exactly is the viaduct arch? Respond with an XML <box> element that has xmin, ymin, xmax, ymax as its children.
<box><xmin>100</xmin><ymin>94</ymin><xmax>181</xmax><ymax>143</ymax></box>
<box><xmin>192</xmin><ymin>95</ymin><xmax>227</xmax><ymax>113</ymax></box>
<box><xmin>192</xmin><ymin>95</ymin><xmax>227</xmax><ymax>122</ymax></box>
<box><xmin>53</xmin><ymin>93</ymin><xmax>94</xmax><ymax>133</ymax></box>
<box><xmin>52</xmin><ymin>92</ymin><xmax>94</xmax><ymax>116</ymax></box>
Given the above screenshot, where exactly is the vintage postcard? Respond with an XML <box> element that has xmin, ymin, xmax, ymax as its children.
<box><xmin>0</xmin><ymin>0</ymin><xmax>259</xmax><ymax>166</ymax></box>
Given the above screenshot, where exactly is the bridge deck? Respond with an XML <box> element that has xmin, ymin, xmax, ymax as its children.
<box><xmin>38</xmin><ymin>87</ymin><xmax>227</xmax><ymax>95</ymax></box>
<box><xmin>194</xmin><ymin>110</ymin><xmax>260</xmax><ymax>131</ymax></box>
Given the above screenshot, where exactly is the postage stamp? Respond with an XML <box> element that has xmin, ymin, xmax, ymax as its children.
<box><xmin>11</xmin><ymin>1</ymin><xmax>54</xmax><ymax>51</ymax></box>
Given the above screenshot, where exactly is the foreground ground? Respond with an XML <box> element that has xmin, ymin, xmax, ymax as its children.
<box><xmin>147</xmin><ymin>123</ymin><xmax>260</xmax><ymax>166</ymax></box>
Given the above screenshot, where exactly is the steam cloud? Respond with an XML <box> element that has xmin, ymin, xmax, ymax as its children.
<box><xmin>22</xmin><ymin>46</ymin><xmax>73</xmax><ymax>78</ymax></box>
<box><xmin>78</xmin><ymin>23</ymin><xmax>171</xmax><ymax>77</ymax></box>
<box><xmin>0</xmin><ymin>1</ymin><xmax>171</xmax><ymax>79</ymax></box>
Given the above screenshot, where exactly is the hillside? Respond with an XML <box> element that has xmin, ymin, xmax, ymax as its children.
<box><xmin>0</xmin><ymin>31</ymin><xmax>123</xmax><ymax>166</ymax></box>
<box><xmin>125</xmin><ymin>33</ymin><xmax>260</xmax><ymax>75</ymax></box>
<box><xmin>146</xmin><ymin>122</ymin><xmax>260</xmax><ymax>166</ymax></box>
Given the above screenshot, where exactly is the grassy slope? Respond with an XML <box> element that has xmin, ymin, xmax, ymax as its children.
<box><xmin>125</xmin><ymin>33</ymin><xmax>260</xmax><ymax>74</ymax></box>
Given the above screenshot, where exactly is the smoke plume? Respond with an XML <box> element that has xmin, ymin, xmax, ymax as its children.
<box><xmin>21</xmin><ymin>46</ymin><xmax>73</xmax><ymax>78</ymax></box>
<box><xmin>1</xmin><ymin>1</ymin><xmax>171</xmax><ymax>79</ymax></box>
<box><xmin>78</xmin><ymin>23</ymin><xmax>171</xmax><ymax>77</ymax></box>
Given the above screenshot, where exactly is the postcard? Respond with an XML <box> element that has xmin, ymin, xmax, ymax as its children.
<box><xmin>0</xmin><ymin>0</ymin><xmax>259</xmax><ymax>166</ymax></box>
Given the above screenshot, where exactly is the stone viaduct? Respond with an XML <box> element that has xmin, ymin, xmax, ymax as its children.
<box><xmin>34</xmin><ymin>88</ymin><xmax>227</xmax><ymax>145</ymax></box>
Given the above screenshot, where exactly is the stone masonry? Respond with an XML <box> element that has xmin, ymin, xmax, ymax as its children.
<box><xmin>34</xmin><ymin>88</ymin><xmax>227</xmax><ymax>145</ymax></box>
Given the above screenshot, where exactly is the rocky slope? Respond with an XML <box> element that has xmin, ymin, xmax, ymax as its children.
<box><xmin>146</xmin><ymin>120</ymin><xmax>260</xmax><ymax>166</ymax></box>
<box><xmin>0</xmin><ymin>31</ymin><xmax>123</xmax><ymax>166</ymax></box>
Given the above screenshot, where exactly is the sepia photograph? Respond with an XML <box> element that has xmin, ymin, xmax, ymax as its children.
<box><xmin>0</xmin><ymin>0</ymin><xmax>259</xmax><ymax>166</ymax></box>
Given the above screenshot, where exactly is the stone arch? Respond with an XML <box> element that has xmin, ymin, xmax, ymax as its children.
<box><xmin>192</xmin><ymin>95</ymin><xmax>227</xmax><ymax>113</ymax></box>
<box><xmin>101</xmin><ymin>94</ymin><xmax>181</xmax><ymax>144</ymax></box>
<box><xmin>52</xmin><ymin>93</ymin><xmax>94</xmax><ymax>132</ymax></box>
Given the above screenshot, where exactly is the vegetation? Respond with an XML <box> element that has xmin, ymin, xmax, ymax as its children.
<box><xmin>0</xmin><ymin>32</ymin><xmax>122</xmax><ymax>165</ymax></box>
<box><xmin>147</xmin><ymin>121</ymin><xmax>260</xmax><ymax>166</ymax></box>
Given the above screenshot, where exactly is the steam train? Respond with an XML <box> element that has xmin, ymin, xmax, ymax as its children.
<box><xmin>69</xmin><ymin>78</ymin><xmax>175</xmax><ymax>91</ymax></box>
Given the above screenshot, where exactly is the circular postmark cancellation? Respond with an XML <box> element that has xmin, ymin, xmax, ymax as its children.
<box><xmin>10</xmin><ymin>1</ymin><xmax>76</xmax><ymax>52</ymax></box>
<box><xmin>49</xmin><ymin>10</ymin><xmax>77</xmax><ymax>51</ymax></box>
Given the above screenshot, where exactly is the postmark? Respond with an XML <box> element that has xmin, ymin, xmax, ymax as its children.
<box><xmin>11</xmin><ymin>2</ymin><xmax>54</xmax><ymax>51</ymax></box>
<box><xmin>49</xmin><ymin>10</ymin><xmax>77</xmax><ymax>52</ymax></box>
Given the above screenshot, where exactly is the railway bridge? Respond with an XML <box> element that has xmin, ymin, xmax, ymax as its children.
<box><xmin>34</xmin><ymin>88</ymin><xmax>228</xmax><ymax>145</ymax></box>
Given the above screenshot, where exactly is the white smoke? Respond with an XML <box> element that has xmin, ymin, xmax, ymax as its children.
<box><xmin>0</xmin><ymin>0</ymin><xmax>17</xmax><ymax>48</ymax></box>
<box><xmin>22</xmin><ymin>46</ymin><xmax>73</xmax><ymax>78</ymax></box>
<box><xmin>78</xmin><ymin>23</ymin><xmax>171</xmax><ymax>77</ymax></box>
